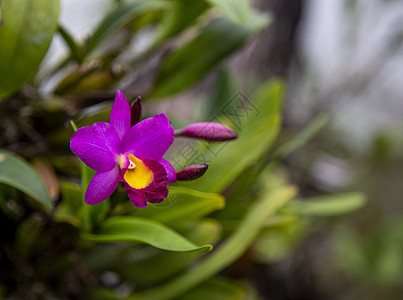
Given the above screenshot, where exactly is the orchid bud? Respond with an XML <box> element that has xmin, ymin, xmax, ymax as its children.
<box><xmin>130</xmin><ymin>96</ymin><xmax>142</xmax><ymax>126</ymax></box>
<box><xmin>176</xmin><ymin>164</ymin><xmax>209</xmax><ymax>181</ymax></box>
<box><xmin>175</xmin><ymin>122</ymin><xmax>237</xmax><ymax>142</ymax></box>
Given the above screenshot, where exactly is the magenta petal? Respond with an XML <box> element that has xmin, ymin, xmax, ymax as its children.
<box><xmin>121</xmin><ymin>114</ymin><xmax>174</xmax><ymax>160</ymax></box>
<box><xmin>126</xmin><ymin>189</ymin><xmax>148</xmax><ymax>208</ymax></box>
<box><xmin>85</xmin><ymin>166</ymin><xmax>120</xmax><ymax>205</ymax></box>
<box><xmin>110</xmin><ymin>90</ymin><xmax>131</xmax><ymax>140</ymax></box>
<box><xmin>159</xmin><ymin>158</ymin><xmax>176</xmax><ymax>183</ymax></box>
<box><xmin>126</xmin><ymin>184</ymin><xmax>168</xmax><ymax>208</ymax></box>
<box><xmin>70</xmin><ymin>122</ymin><xmax>120</xmax><ymax>172</ymax></box>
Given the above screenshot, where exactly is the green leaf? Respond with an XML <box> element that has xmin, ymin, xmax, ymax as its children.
<box><xmin>253</xmin><ymin>219</ymin><xmax>309</xmax><ymax>263</ymax></box>
<box><xmin>283</xmin><ymin>192</ymin><xmax>366</xmax><ymax>216</ymax></box>
<box><xmin>82</xmin><ymin>216</ymin><xmax>212</xmax><ymax>253</ymax></box>
<box><xmin>219</xmin><ymin>114</ymin><xmax>328</xmax><ymax>217</ymax></box>
<box><xmin>86</xmin><ymin>1</ymin><xmax>169</xmax><ymax>55</ymax></box>
<box><xmin>206</xmin><ymin>0</ymin><xmax>251</xmax><ymax>25</ymax></box>
<box><xmin>269</xmin><ymin>114</ymin><xmax>330</xmax><ymax>167</ymax></box>
<box><xmin>109</xmin><ymin>220</ymin><xmax>222</xmax><ymax>286</ymax></box>
<box><xmin>148</xmin><ymin>17</ymin><xmax>253</xmax><ymax>99</ymax></box>
<box><xmin>133</xmin><ymin>185</ymin><xmax>296</xmax><ymax>300</ymax></box>
<box><xmin>54</xmin><ymin>182</ymin><xmax>82</xmax><ymax>227</ymax></box>
<box><xmin>57</xmin><ymin>25</ymin><xmax>83</xmax><ymax>63</ymax></box>
<box><xmin>178</xmin><ymin>277</ymin><xmax>247</xmax><ymax>300</ymax></box>
<box><xmin>0</xmin><ymin>150</ymin><xmax>52</xmax><ymax>210</ymax></box>
<box><xmin>0</xmin><ymin>0</ymin><xmax>59</xmax><ymax>98</ymax></box>
<box><xmin>156</xmin><ymin>0</ymin><xmax>208</xmax><ymax>41</ymax></box>
<box><xmin>182</xmin><ymin>79</ymin><xmax>284</xmax><ymax>193</ymax></box>
<box><xmin>135</xmin><ymin>186</ymin><xmax>225</xmax><ymax>228</ymax></box>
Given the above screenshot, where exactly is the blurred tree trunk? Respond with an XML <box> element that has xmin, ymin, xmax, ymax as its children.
<box><xmin>233</xmin><ymin>0</ymin><xmax>304</xmax><ymax>79</ymax></box>
<box><xmin>256</xmin><ymin>0</ymin><xmax>303</xmax><ymax>77</ymax></box>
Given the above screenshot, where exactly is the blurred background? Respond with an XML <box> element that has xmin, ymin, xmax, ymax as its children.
<box><xmin>1</xmin><ymin>0</ymin><xmax>403</xmax><ymax>299</ymax></box>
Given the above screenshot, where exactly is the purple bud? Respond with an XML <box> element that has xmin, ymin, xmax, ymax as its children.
<box><xmin>130</xmin><ymin>96</ymin><xmax>142</xmax><ymax>126</ymax></box>
<box><xmin>176</xmin><ymin>164</ymin><xmax>209</xmax><ymax>181</ymax></box>
<box><xmin>175</xmin><ymin>122</ymin><xmax>237</xmax><ymax>142</ymax></box>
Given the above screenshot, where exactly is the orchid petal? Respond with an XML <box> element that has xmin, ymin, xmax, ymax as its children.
<box><xmin>126</xmin><ymin>184</ymin><xmax>169</xmax><ymax>208</ymax></box>
<box><xmin>85</xmin><ymin>166</ymin><xmax>120</xmax><ymax>205</ymax></box>
<box><xmin>159</xmin><ymin>158</ymin><xmax>176</xmax><ymax>183</ymax></box>
<box><xmin>121</xmin><ymin>114</ymin><xmax>174</xmax><ymax>160</ymax></box>
<box><xmin>70</xmin><ymin>122</ymin><xmax>120</xmax><ymax>172</ymax></box>
<box><xmin>126</xmin><ymin>189</ymin><xmax>148</xmax><ymax>208</ymax></box>
<box><xmin>110</xmin><ymin>90</ymin><xmax>131</xmax><ymax>140</ymax></box>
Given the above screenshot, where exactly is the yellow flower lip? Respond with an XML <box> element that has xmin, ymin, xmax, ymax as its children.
<box><xmin>122</xmin><ymin>154</ymin><xmax>154</xmax><ymax>189</ymax></box>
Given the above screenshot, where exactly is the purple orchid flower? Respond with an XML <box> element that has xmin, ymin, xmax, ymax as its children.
<box><xmin>70</xmin><ymin>90</ymin><xmax>176</xmax><ymax>208</ymax></box>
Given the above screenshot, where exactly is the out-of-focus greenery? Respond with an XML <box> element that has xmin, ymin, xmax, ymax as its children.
<box><xmin>0</xmin><ymin>0</ymin><xmax>367</xmax><ymax>299</ymax></box>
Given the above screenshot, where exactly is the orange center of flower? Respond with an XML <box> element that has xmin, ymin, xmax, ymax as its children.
<box><xmin>122</xmin><ymin>154</ymin><xmax>154</xmax><ymax>189</ymax></box>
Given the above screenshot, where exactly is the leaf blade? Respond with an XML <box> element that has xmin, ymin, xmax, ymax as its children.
<box><xmin>0</xmin><ymin>0</ymin><xmax>59</xmax><ymax>97</ymax></box>
<box><xmin>82</xmin><ymin>216</ymin><xmax>212</xmax><ymax>253</ymax></box>
<box><xmin>148</xmin><ymin>17</ymin><xmax>252</xmax><ymax>99</ymax></box>
<box><xmin>206</xmin><ymin>0</ymin><xmax>251</xmax><ymax>25</ymax></box>
<box><xmin>284</xmin><ymin>192</ymin><xmax>366</xmax><ymax>216</ymax></box>
<box><xmin>0</xmin><ymin>150</ymin><xmax>52</xmax><ymax>210</ymax></box>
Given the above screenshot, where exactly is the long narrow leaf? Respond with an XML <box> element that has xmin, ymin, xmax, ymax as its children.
<box><xmin>283</xmin><ymin>192</ymin><xmax>366</xmax><ymax>216</ymax></box>
<box><xmin>57</xmin><ymin>24</ymin><xmax>83</xmax><ymax>63</ymax></box>
<box><xmin>82</xmin><ymin>216</ymin><xmax>212</xmax><ymax>253</ymax></box>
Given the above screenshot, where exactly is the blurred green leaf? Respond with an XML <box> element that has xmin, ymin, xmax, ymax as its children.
<box><xmin>57</xmin><ymin>24</ymin><xmax>83</xmax><ymax>63</ymax></box>
<box><xmin>0</xmin><ymin>0</ymin><xmax>59</xmax><ymax>98</ymax></box>
<box><xmin>205</xmin><ymin>68</ymin><xmax>237</xmax><ymax>120</ymax></box>
<box><xmin>14</xmin><ymin>214</ymin><xmax>45</xmax><ymax>259</ymax></box>
<box><xmin>221</xmin><ymin>114</ymin><xmax>329</xmax><ymax>218</ymax></box>
<box><xmin>134</xmin><ymin>185</ymin><xmax>296</xmax><ymax>300</ymax></box>
<box><xmin>54</xmin><ymin>182</ymin><xmax>82</xmax><ymax>227</ymax></box>
<box><xmin>135</xmin><ymin>186</ymin><xmax>225</xmax><ymax>228</ymax></box>
<box><xmin>253</xmin><ymin>218</ymin><xmax>309</xmax><ymax>263</ymax></box>
<box><xmin>0</xmin><ymin>150</ymin><xmax>52</xmax><ymax>210</ymax></box>
<box><xmin>284</xmin><ymin>192</ymin><xmax>366</xmax><ymax>216</ymax></box>
<box><xmin>269</xmin><ymin>114</ymin><xmax>330</xmax><ymax>167</ymax></box>
<box><xmin>333</xmin><ymin>227</ymin><xmax>369</xmax><ymax>280</ymax></box>
<box><xmin>206</xmin><ymin>0</ymin><xmax>251</xmax><ymax>25</ymax></box>
<box><xmin>86</xmin><ymin>1</ymin><xmax>169</xmax><ymax>55</ymax></box>
<box><xmin>182</xmin><ymin>79</ymin><xmax>284</xmax><ymax>193</ymax></box>
<box><xmin>334</xmin><ymin>218</ymin><xmax>403</xmax><ymax>287</ymax></box>
<box><xmin>156</xmin><ymin>0</ymin><xmax>208</xmax><ymax>41</ymax></box>
<box><xmin>148</xmin><ymin>17</ymin><xmax>256</xmax><ymax>98</ymax></box>
<box><xmin>82</xmin><ymin>216</ymin><xmax>212</xmax><ymax>253</ymax></box>
<box><xmin>178</xmin><ymin>277</ymin><xmax>247</xmax><ymax>300</ymax></box>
